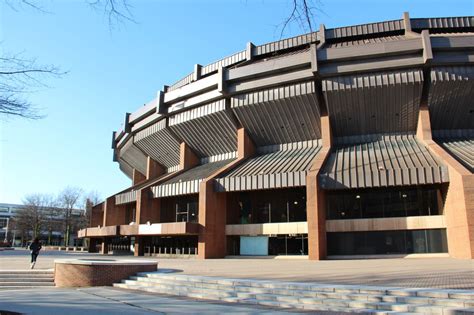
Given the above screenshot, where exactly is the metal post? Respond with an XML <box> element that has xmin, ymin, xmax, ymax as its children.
<box><xmin>269</xmin><ymin>203</ymin><xmax>271</xmax><ymax>223</ymax></box>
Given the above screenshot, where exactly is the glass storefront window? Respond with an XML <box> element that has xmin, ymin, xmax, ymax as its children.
<box><xmin>327</xmin><ymin>229</ymin><xmax>448</xmax><ymax>255</ymax></box>
<box><xmin>234</xmin><ymin>188</ymin><xmax>307</xmax><ymax>224</ymax></box>
<box><xmin>175</xmin><ymin>200</ymin><xmax>198</xmax><ymax>222</ymax></box>
<box><xmin>0</xmin><ymin>218</ymin><xmax>7</xmax><ymax>228</ymax></box>
<box><xmin>327</xmin><ymin>186</ymin><xmax>442</xmax><ymax>220</ymax></box>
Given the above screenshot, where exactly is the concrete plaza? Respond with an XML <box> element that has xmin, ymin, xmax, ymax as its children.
<box><xmin>0</xmin><ymin>249</ymin><xmax>473</xmax><ymax>314</ymax></box>
<box><xmin>0</xmin><ymin>287</ymin><xmax>311</xmax><ymax>315</ymax></box>
<box><xmin>1</xmin><ymin>249</ymin><xmax>473</xmax><ymax>289</ymax></box>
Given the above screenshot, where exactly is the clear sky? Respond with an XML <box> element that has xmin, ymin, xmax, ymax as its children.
<box><xmin>0</xmin><ymin>0</ymin><xmax>472</xmax><ymax>204</ymax></box>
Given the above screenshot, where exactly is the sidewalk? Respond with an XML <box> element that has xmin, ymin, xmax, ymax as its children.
<box><xmin>0</xmin><ymin>287</ymin><xmax>309</xmax><ymax>314</ymax></box>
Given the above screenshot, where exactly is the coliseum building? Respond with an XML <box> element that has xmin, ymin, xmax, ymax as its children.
<box><xmin>79</xmin><ymin>13</ymin><xmax>474</xmax><ymax>260</ymax></box>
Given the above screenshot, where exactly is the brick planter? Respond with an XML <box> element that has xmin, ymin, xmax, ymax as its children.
<box><xmin>54</xmin><ymin>259</ymin><xmax>157</xmax><ymax>287</ymax></box>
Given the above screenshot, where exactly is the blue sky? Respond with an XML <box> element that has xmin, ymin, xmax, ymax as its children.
<box><xmin>0</xmin><ymin>0</ymin><xmax>472</xmax><ymax>204</ymax></box>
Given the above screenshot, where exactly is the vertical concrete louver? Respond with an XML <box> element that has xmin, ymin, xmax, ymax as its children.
<box><xmin>231</xmin><ymin>81</ymin><xmax>321</xmax><ymax>147</ymax></box>
<box><xmin>216</xmin><ymin>140</ymin><xmax>321</xmax><ymax>191</ymax></box>
<box><xmin>168</xmin><ymin>99</ymin><xmax>238</xmax><ymax>157</ymax></box>
<box><xmin>323</xmin><ymin>69</ymin><xmax>424</xmax><ymax>138</ymax></box>
<box><xmin>319</xmin><ymin>134</ymin><xmax>449</xmax><ymax>189</ymax></box>
<box><xmin>119</xmin><ymin>137</ymin><xmax>148</xmax><ymax>176</ymax></box>
<box><xmin>134</xmin><ymin>118</ymin><xmax>180</xmax><ymax>169</ymax></box>
<box><xmin>152</xmin><ymin>159</ymin><xmax>236</xmax><ymax>198</ymax></box>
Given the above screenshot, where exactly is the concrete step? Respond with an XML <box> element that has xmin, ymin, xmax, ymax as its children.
<box><xmin>114</xmin><ymin>283</ymin><xmax>412</xmax><ymax>314</ymax></box>
<box><xmin>0</xmin><ymin>274</ymin><xmax>53</xmax><ymax>279</ymax></box>
<box><xmin>120</xmin><ymin>280</ymin><xmax>238</xmax><ymax>297</ymax></box>
<box><xmin>0</xmin><ymin>282</ymin><xmax>55</xmax><ymax>287</ymax></box>
<box><xmin>115</xmin><ymin>274</ymin><xmax>474</xmax><ymax>314</ymax></box>
<box><xmin>0</xmin><ymin>278</ymin><xmax>54</xmax><ymax>283</ymax></box>
<box><xmin>0</xmin><ymin>270</ymin><xmax>55</xmax><ymax>289</ymax></box>
<box><xmin>136</xmin><ymin>273</ymin><xmax>473</xmax><ymax>302</ymax></box>
<box><xmin>0</xmin><ymin>270</ymin><xmax>53</xmax><ymax>274</ymax></box>
<box><xmin>129</xmin><ymin>275</ymin><xmax>474</xmax><ymax>308</ymax></box>
<box><xmin>0</xmin><ymin>285</ymin><xmax>55</xmax><ymax>290</ymax></box>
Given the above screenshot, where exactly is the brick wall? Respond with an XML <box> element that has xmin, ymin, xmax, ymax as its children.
<box><xmin>54</xmin><ymin>262</ymin><xmax>157</xmax><ymax>287</ymax></box>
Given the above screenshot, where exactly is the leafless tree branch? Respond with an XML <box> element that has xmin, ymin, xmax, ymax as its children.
<box><xmin>0</xmin><ymin>52</ymin><xmax>65</xmax><ymax>119</ymax></box>
<box><xmin>4</xmin><ymin>0</ymin><xmax>51</xmax><ymax>14</ymax></box>
<box><xmin>88</xmin><ymin>0</ymin><xmax>137</xmax><ymax>30</ymax></box>
<box><xmin>280</xmin><ymin>0</ymin><xmax>323</xmax><ymax>38</ymax></box>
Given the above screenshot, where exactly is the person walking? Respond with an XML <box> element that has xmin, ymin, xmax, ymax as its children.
<box><xmin>29</xmin><ymin>238</ymin><xmax>42</xmax><ymax>269</ymax></box>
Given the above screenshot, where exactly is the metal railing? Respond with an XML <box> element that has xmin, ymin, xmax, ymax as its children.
<box><xmin>144</xmin><ymin>246</ymin><xmax>197</xmax><ymax>257</ymax></box>
<box><xmin>108</xmin><ymin>244</ymin><xmax>132</xmax><ymax>253</ymax></box>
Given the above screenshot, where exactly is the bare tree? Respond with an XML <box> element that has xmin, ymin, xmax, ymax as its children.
<box><xmin>1</xmin><ymin>0</ymin><xmax>134</xmax><ymax>120</ymax></box>
<box><xmin>0</xmin><ymin>53</ymin><xmax>64</xmax><ymax>119</ymax></box>
<box><xmin>41</xmin><ymin>195</ymin><xmax>61</xmax><ymax>245</ymax></box>
<box><xmin>88</xmin><ymin>0</ymin><xmax>136</xmax><ymax>29</ymax></box>
<box><xmin>280</xmin><ymin>0</ymin><xmax>323</xmax><ymax>37</ymax></box>
<box><xmin>57</xmin><ymin>187</ymin><xmax>83</xmax><ymax>246</ymax></box>
<box><xmin>14</xmin><ymin>194</ymin><xmax>49</xmax><ymax>242</ymax></box>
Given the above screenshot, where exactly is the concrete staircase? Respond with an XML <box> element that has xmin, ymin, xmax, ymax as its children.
<box><xmin>0</xmin><ymin>270</ymin><xmax>55</xmax><ymax>289</ymax></box>
<box><xmin>114</xmin><ymin>272</ymin><xmax>474</xmax><ymax>314</ymax></box>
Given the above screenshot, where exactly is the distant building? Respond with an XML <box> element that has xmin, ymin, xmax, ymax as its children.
<box><xmin>0</xmin><ymin>202</ymin><xmax>85</xmax><ymax>246</ymax></box>
<box><xmin>80</xmin><ymin>13</ymin><xmax>474</xmax><ymax>260</ymax></box>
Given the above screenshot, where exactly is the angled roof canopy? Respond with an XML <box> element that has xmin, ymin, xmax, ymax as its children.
<box><xmin>168</xmin><ymin>99</ymin><xmax>238</xmax><ymax>157</ymax></box>
<box><xmin>152</xmin><ymin>159</ymin><xmax>235</xmax><ymax>198</ymax></box>
<box><xmin>434</xmin><ymin>130</ymin><xmax>474</xmax><ymax>173</ymax></box>
<box><xmin>134</xmin><ymin>119</ymin><xmax>181</xmax><ymax>169</ymax></box>
<box><xmin>231</xmin><ymin>81</ymin><xmax>321</xmax><ymax>147</ymax></box>
<box><xmin>216</xmin><ymin>140</ymin><xmax>321</xmax><ymax>192</ymax></box>
<box><xmin>319</xmin><ymin>134</ymin><xmax>449</xmax><ymax>189</ymax></box>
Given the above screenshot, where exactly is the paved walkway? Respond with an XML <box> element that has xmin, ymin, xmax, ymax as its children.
<box><xmin>1</xmin><ymin>249</ymin><xmax>473</xmax><ymax>288</ymax></box>
<box><xmin>0</xmin><ymin>287</ymin><xmax>321</xmax><ymax>314</ymax></box>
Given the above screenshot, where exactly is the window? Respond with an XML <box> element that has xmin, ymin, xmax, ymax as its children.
<box><xmin>327</xmin><ymin>229</ymin><xmax>448</xmax><ymax>255</ymax></box>
<box><xmin>327</xmin><ymin>187</ymin><xmax>442</xmax><ymax>220</ymax></box>
<box><xmin>0</xmin><ymin>218</ymin><xmax>8</xmax><ymax>228</ymax></box>
<box><xmin>235</xmin><ymin>188</ymin><xmax>307</xmax><ymax>224</ymax></box>
<box><xmin>175</xmin><ymin>199</ymin><xmax>198</xmax><ymax>223</ymax></box>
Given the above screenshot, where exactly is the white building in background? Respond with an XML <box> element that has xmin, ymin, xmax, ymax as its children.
<box><xmin>0</xmin><ymin>202</ymin><xmax>85</xmax><ymax>246</ymax></box>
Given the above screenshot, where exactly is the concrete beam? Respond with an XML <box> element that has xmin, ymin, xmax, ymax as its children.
<box><xmin>421</xmin><ymin>30</ymin><xmax>433</xmax><ymax>64</ymax></box>
<box><xmin>111</xmin><ymin>131</ymin><xmax>117</xmax><ymax>149</ymax></box>
<box><xmin>103</xmin><ymin>196</ymin><xmax>117</xmax><ymax>227</ymax></box>
<box><xmin>124</xmin><ymin>113</ymin><xmax>131</xmax><ymax>133</ymax></box>
<box><xmin>146</xmin><ymin>156</ymin><xmax>165</xmax><ymax>180</ymax></box>
<box><xmin>318</xmin><ymin>24</ymin><xmax>326</xmax><ymax>47</ymax></box>
<box><xmin>237</xmin><ymin>127</ymin><xmax>255</xmax><ymax>159</ymax></box>
<box><xmin>193</xmin><ymin>64</ymin><xmax>202</xmax><ymax>82</ymax></box>
<box><xmin>156</xmin><ymin>90</ymin><xmax>166</xmax><ymax>114</ymax></box>
<box><xmin>179</xmin><ymin>142</ymin><xmax>199</xmax><ymax>171</ymax></box>
<box><xmin>218</xmin><ymin>66</ymin><xmax>227</xmax><ymax>94</ymax></box>
<box><xmin>246</xmin><ymin>42</ymin><xmax>255</xmax><ymax>61</ymax></box>
<box><xmin>132</xmin><ymin>169</ymin><xmax>146</xmax><ymax>185</ymax></box>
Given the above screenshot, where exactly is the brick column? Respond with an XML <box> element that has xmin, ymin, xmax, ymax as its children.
<box><xmin>103</xmin><ymin>196</ymin><xmax>116</xmax><ymax>226</ymax></box>
<box><xmin>198</xmin><ymin>128</ymin><xmax>255</xmax><ymax>259</ymax></box>
<box><xmin>88</xmin><ymin>238</ymin><xmax>98</xmax><ymax>253</ymax></box>
<box><xmin>146</xmin><ymin>157</ymin><xmax>165</xmax><ymax>180</ymax></box>
<box><xmin>132</xmin><ymin>169</ymin><xmax>146</xmax><ymax>185</ymax></box>
<box><xmin>134</xmin><ymin>188</ymin><xmax>160</xmax><ymax>256</ymax></box>
<box><xmin>416</xmin><ymin>107</ymin><xmax>474</xmax><ymax>259</ymax></box>
<box><xmin>180</xmin><ymin>142</ymin><xmax>199</xmax><ymax>171</ymax></box>
<box><xmin>90</xmin><ymin>203</ymin><xmax>104</xmax><ymax>227</ymax></box>
<box><xmin>134</xmin><ymin>237</ymin><xmax>145</xmax><ymax>256</ymax></box>
<box><xmin>100</xmin><ymin>238</ymin><xmax>109</xmax><ymax>254</ymax></box>
<box><xmin>307</xmin><ymin>115</ymin><xmax>332</xmax><ymax>260</ymax></box>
